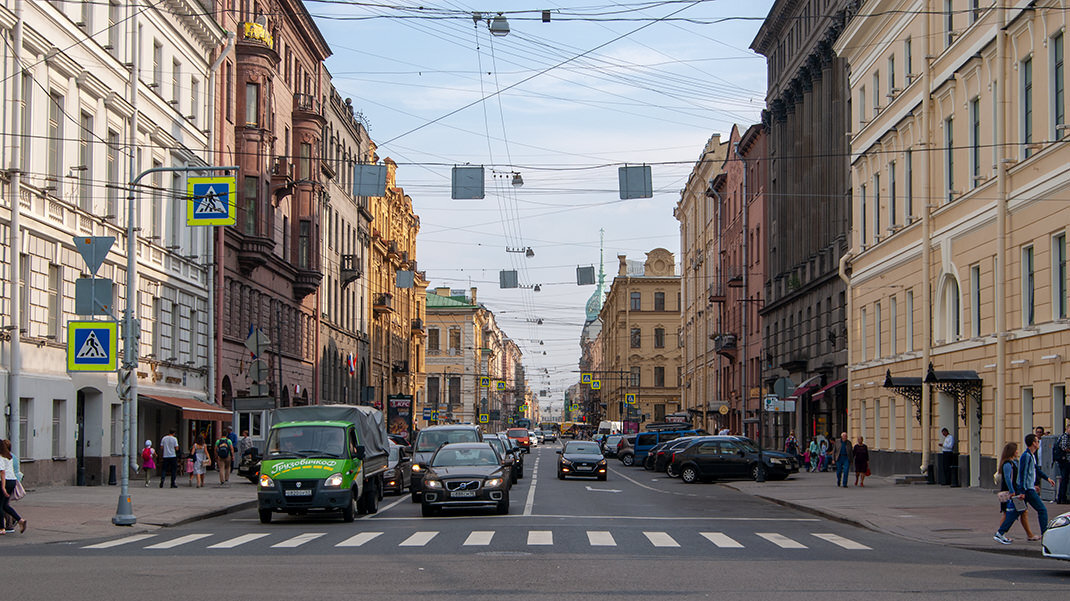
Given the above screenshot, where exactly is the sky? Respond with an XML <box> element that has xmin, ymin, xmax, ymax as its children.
<box><xmin>309</xmin><ymin>0</ymin><xmax>774</xmax><ymax>409</ymax></box>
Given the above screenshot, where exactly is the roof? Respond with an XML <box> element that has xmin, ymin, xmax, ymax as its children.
<box><xmin>273</xmin><ymin>420</ymin><xmax>351</xmax><ymax>428</ymax></box>
<box><xmin>426</xmin><ymin>292</ymin><xmax>477</xmax><ymax>309</ymax></box>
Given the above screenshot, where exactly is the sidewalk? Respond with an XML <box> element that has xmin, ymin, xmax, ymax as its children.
<box><xmin>2</xmin><ymin>476</ymin><xmax>256</xmax><ymax>546</ymax></box>
<box><xmin>720</xmin><ymin>469</ymin><xmax>1068</xmax><ymax>556</ymax></box>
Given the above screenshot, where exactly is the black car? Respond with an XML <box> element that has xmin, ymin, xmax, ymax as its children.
<box><xmin>602</xmin><ymin>435</ymin><xmax>625</xmax><ymax>458</ymax></box>
<box><xmin>643</xmin><ymin>441</ymin><xmax>673</xmax><ymax>470</ymax></box>
<box><xmin>652</xmin><ymin>437</ymin><xmax>702</xmax><ymax>475</ymax></box>
<box><xmin>668</xmin><ymin>436</ymin><xmax>799</xmax><ymax>483</ymax></box>
<box><xmin>557</xmin><ymin>441</ymin><xmax>608</xmax><ymax>481</ymax></box>
<box><xmin>383</xmin><ymin>442</ymin><xmax>413</xmax><ymax>495</ymax></box>
<box><xmin>410</xmin><ymin>424</ymin><xmax>484</xmax><ymax>502</ymax></box>
<box><xmin>420</xmin><ymin>443</ymin><xmax>510</xmax><ymax>516</ymax></box>
<box><xmin>482</xmin><ymin>435</ymin><xmax>518</xmax><ymax>485</ymax></box>
<box><xmin>497</xmin><ymin>434</ymin><xmax>524</xmax><ymax>478</ymax></box>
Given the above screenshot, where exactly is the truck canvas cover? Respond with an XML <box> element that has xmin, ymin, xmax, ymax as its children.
<box><xmin>270</xmin><ymin>405</ymin><xmax>389</xmax><ymax>461</ymax></box>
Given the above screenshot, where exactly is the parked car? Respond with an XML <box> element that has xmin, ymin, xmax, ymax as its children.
<box><xmin>619</xmin><ymin>428</ymin><xmax>707</xmax><ymax>466</ymax></box>
<box><xmin>652</xmin><ymin>437</ymin><xmax>702</xmax><ymax>475</ymax></box>
<box><xmin>420</xmin><ymin>443</ymin><xmax>510</xmax><ymax>516</ymax></box>
<box><xmin>1043</xmin><ymin>510</ymin><xmax>1070</xmax><ymax>560</ymax></box>
<box><xmin>383</xmin><ymin>442</ymin><xmax>413</xmax><ymax>495</ymax></box>
<box><xmin>643</xmin><ymin>441</ymin><xmax>673</xmax><ymax>470</ymax></box>
<box><xmin>507</xmin><ymin>428</ymin><xmax>532</xmax><ymax>453</ymax></box>
<box><xmin>482</xmin><ymin>434</ymin><xmax>518</xmax><ymax>485</ymax></box>
<box><xmin>601</xmin><ymin>435</ymin><xmax>625</xmax><ymax>458</ymax></box>
<box><xmin>410</xmin><ymin>424</ymin><xmax>484</xmax><ymax>502</ymax></box>
<box><xmin>557</xmin><ymin>441</ymin><xmax>608</xmax><ymax>481</ymax></box>
<box><xmin>496</xmin><ymin>434</ymin><xmax>524</xmax><ymax>477</ymax></box>
<box><xmin>668</xmin><ymin>436</ymin><xmax>799</xmax><ymax>483</ymax></box>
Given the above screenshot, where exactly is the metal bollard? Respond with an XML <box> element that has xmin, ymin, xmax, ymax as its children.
<box><xmin>108</xmin><ymin>464</ymin><xmax>118</xmax><ymax>486</ymax></box>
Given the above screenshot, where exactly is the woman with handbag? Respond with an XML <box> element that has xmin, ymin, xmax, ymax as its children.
<box><xmin>995</xmin><ymin>442</ymin><xmax>1029</xmax><ymax>544</ymax></box>
<box><xmin>853</xmin><ymin>436</ymin><xmax>870</xmax><ymax>486</ymax></box>
<box><xmin>0</xmin><ymin>440</ymin><xmax>26</xmax><ymax>534</ymax></box>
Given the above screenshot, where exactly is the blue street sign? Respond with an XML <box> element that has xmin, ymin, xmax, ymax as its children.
<box><xmin>187</xmin><ymin>176</ymin><xmax>236</xmax><ymax>226</ymax></box>
<box><xmin>423</xmin><ymin>408</ymin><xmax>433</xmax><ymax>420</ymax></box>
<box><xmin>67</xmin><ymin>320</ymin><xmax>118</xmax><ymax>372</ymax></box>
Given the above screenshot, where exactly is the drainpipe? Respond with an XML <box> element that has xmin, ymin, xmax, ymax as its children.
<box><xmin>920</xmin><ymin>0</ymin><xmax>934</xmax><ymax>476</ymax></box>
<box><xmin>708</xmin><ymin>180</ymin><xmax>722</xmax><ymax>433</ymax></box>
<box><xmin>6</xmin><ymin>0</ymin><xmax>24</xmax><ymax>453</ymax></box>
<box><xmin>995</xmin><ymin>1</ymin><xmax>1009</xmax><ymax>461</ymax></box>
<box><xmin>126</xmin><ymin>2</ymin><xmax>141</xmax><ymax>474</ymax></box>
<box><xmin>734</xmin><ymin>142</ymin><xmax>750</xmax><ymax>443</ymax></box>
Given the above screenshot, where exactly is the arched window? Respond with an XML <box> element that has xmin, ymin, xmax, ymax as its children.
<box><xmin>939</xmin><ymin>275</ymin><xmax>962</xmax><ymax>342</ymax></box>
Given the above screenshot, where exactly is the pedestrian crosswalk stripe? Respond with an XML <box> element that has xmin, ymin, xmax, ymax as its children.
<box><xmin>463</xmin><ymin>531</ymin><xmax>495</xmax><ymax>546</ymax></box>
<box><xmin>271</xmin><ymin>533</ymin><xmax>325</xmax><ymax>548</ymax></box>
<box><xmin>207</xmin><ymin>533</ymin><xmax>270</xmax><ymax>549</ymax></box>
<box><xmin>700</xmin><ymin>532</ymin><xmax>744</xmax><ymax>548</ymax></box>
<box><xmin>643</xmin><ymin>531</ymin><xmax>679</xmax><ymax>547</ymax></box>
<box><xmin>811</xmin><ymin>533</ymin><xmax>871</xmax><ymax>550</ymax></box>
<box><xmin>145</xmin><ymin>534</ymin><xmax>213</xmax><ymax>550</ymax></box>
<box><xmin>527</xmin><ymin>530</ymin><xmax>553</xmax><ymax>545</ymax></box>
<box><xmin>83</xmin><ymin>534</ymin><xmax>157</xmax><ymax>549</ymax></box>
<box><xmin>399</xmin><ymin>531</ymin><xmax>438</xmax><ymax>547</ymax></box>
<box><xmin>587</xmin><ymin>531</ymin><xmax>616</xmax><ymax>546</ymax></box>
<box><xmin>756</xmin><ymin>532</ymin><xmax>807</xmax><ymax>549</ymax></box>
<box><xmin>336</xmin><ymin>532</ymin><xmax>383</xmax><ymax>547</ymax></box>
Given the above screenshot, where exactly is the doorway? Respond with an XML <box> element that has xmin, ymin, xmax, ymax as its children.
<box><xmin>76</xmin><ymin>387</ymin><xmax>103</xmax><ymax>486</ymax></box>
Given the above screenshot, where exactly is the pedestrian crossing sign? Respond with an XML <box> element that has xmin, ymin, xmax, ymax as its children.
<box><xmin>591</xmin><ymin>380</ymin><xmax>601</xmax><ymax>390</ymax></box>
<box><xmin>581</xmin><ymin>373</ymin><xmax>592</xmax><ymax>384</ymax></box>
<box><xmin>480</xmin><ymin>376</ymin><xmax>491</xmax><ymax>388</ymax></box>
<box><xmin>187</xmin><ymin>176</ymin><xmax>237</xmax><ymax>226</ymax></box>
<box><xmin>67</xmin><ymin>320</ymin><xmax>118</xmax><ymax>372</ymax></box>
<box><xmin>478</xmin><ymin>414</ymin><xmax>489</xmax><ymax>424</ymax></box>
<box><xmin>496</xmin><ymin>381</ymin><xmax>506</xmax><ymax>391</ymax></box>
<box><xmin>625</xmin><ymin>393</ymin><xmax>637</xmax><ymax>405</ymax></box>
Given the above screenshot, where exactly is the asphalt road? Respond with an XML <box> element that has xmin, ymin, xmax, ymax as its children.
<box><xmin>11</xmin><ymin>443</ymin><xmax>1070</xmax><ymax>600</ymax></box>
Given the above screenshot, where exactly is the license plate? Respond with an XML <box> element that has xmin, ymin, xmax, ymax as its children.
<box><xmin>451</xmin><ymin>490</ymin><xmax>476</xmax><ymax>498</ymax></box>
<box><xmin>284</xmin><ymin>489</ymin><xmax>313</xmax><ymax>497</ymax></box>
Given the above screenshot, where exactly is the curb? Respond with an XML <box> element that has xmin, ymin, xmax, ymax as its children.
<box><xmin>161</xmin><ymin>500</ymin><xmax>258</xmax><ymax>528</ymax></box>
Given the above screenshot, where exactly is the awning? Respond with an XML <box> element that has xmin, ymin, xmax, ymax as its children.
<box><xmin>786</xmin><ymin>383</ymin><xmax>820</xmax><ymax>401</ymax></box>
<box><xmin>811</xmin><ymin>378</ymin><xmax>847</xmax><ymax>401</ymax></box>
<box><xmin>141</xmin><ymin>395</ymin><xmax>230</xmax><ymax>421</ymax></box>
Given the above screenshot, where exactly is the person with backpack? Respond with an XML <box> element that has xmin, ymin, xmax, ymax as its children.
<box><xmin>1056</xmin><ymin>423</ymin><xmax>1070</xmax><ymax>504</ymax></box>
<box><xmin>140</xmin><ymin>441</ymin><xmax>157</xmax><ymax>487</ymax></box>
<box><xmin>215</xmin><ymin>428</ymin><xmax>235</xmax><ymax>486</ymax></box>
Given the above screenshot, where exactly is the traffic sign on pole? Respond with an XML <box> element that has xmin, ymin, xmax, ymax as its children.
<box><xmin>479</xmin><ymin>376</ymin><xmax>490</xmax><ymax>388</ymax></box>
<box><xmin>496</xmin><ymin>380</ymin><xmax>506</xmax><ymax>391</ymax></box>
<box><xmin>590</xmin><ymin>380</ymin><xmax>601</xmax><ymax>390</ymax></box>
<box><xmin>73</xmin><ymin>236</ymin><xmax>115</xmax><ymax>276</ymax></box>
<box><xmin>625</xmin><ymin>393</ymin><xmax>637</xmax><ymax>405</ymax></box>
<box><xmin>187</xmin><ymin>176</ymin><xmax>237</xmax><ymax>226</ymax></box>
<box><xmin>478</xmin><ymin>414</ymin><xmax>489</xmax><ymax>424</ymax></box>
<box><xmin>581</xmin><ymin>373</ymin><xmax>592</xmax><ymax>384</ymax></box>
<box><xmin>67</xmin><ymin>320</ymin><xmax>118</xmax><ymax>372</ymax></box>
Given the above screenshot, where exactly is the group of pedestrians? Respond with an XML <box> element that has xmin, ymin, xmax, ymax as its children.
<box><xmin>142</xmin><ymin>427</ymin><xmax>247</xmax><ymax>488</ymax></box>
<box><xmin>994</xmin><ymin>432</ymin><xmax>1056</xmax><ymax>544</ymax></box>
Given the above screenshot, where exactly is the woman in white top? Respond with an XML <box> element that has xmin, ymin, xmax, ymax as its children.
<box><xmin>0</xmin><ymin>439</ymin><xmax>25</xmax><ymax>533</ymax></box>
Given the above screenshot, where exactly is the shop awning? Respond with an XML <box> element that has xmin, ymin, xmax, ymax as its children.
<box><xmin>141</xmin><ymin>395</ymin><xmax>230</xmax><ymax>421</ymax></box>
<box><xmin>811</xmin><ymin>378</ymin><xmax>846</xmax><ymax>401</ymax></box>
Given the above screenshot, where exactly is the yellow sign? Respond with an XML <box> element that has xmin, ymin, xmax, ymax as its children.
<box><xmin>478</xmin><ymin>414</ymin><xmax>489</xmax><ymax>424</ymax></box>
<box><xmin>243</xmin><ymin>21</ymin><xmax>274</xmax><ymax>48</ymax></box>
<box><xmin>625</xmin><ymin>393</ymin><xmax>637</xmax><ymax>405</ymax></box>
<box><xmin>187</xmin><ymin>177</ymin><xmax>237</xmax><ymax>226</ymax></box>
<box><xmin>719</xmin><ymin>405</ymin><xmax>729</xmax><ymax>415</ymax></box>
<box><xmin>479</xmin><ymin>376</ymin><xmax>490</xmax><ymax>388</ymax></box>
<box><xmin>591</xmin><ymin>380</ymin><xmax>601</xmax><ymax>390</ymax></box>
<box><xmin>67</xmin><ymin>320</ymin><xmax>118</xmax><ymax>372</ymax></box>
<box><xmin>496</xmin><ymin>381</ymin><xmax>506</xmax><ymax>391</ymax></box>
<box><xmin>581</xmin><ymin>373</ymin><xmax>592</xmax><ymax>384</ymax></box>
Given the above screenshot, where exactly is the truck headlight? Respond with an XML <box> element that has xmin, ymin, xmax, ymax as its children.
<box><xmin>324</xmin><ymin>473</ymin><xmax>344</xmax><ymax>488</ymax></box>
<box><xmin>259</xmin><ymin>474</ymin><xmax>275</xmax><ymax>488</ymax></box>
<box><xmin>484</xmin><ymin>478</ymin><xmax>504</xmax><ymax>488</ymax></box>
<box><xmin>424</xmin><ymin>479</ymin><xmax>442</xmax><ymax>489</ymax></box>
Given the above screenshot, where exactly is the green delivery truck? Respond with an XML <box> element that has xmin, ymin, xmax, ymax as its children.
<box><xmin>257</xmin><ymin>405</ymin><xmax>389</xmax><ymax>523</ymax></box>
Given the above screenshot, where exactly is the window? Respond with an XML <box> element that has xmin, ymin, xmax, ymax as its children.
<box><xmin>875</xmin><ymin>302</ymin><xmax>882</xmax><ymax>357</ymax></box>
<box><xmin>945</xmin><ymin>0</ymin><xmax>954</xmax><ymax>47</ymax></box>
<box><xmin>190</xmin><ymin>78</ymin><xmax>200</xmax><ymax>125</ymax></box>
<box><xmin>654</xmin><ymin>366</ymin><xmax>665</xmax><ymax>388</ymax></box>
<box><xmin>18</xmin><ymin>399</ymin><xmax>30</xmax><ymax>459</ymax></box>
<box><xmin>245</xmin><ymin>83</ymin><xmax>259</xmax><ymax>126</ymax></box>
<box><xmin>969</xmin><ymin>97</ymin><xmax>981</xmax><ymax>188</ymax></box>
<box><xmin>1055</xmin><ymin>33</ymin><xmax>1065</xmax><ymax>139</ymax></box>
<box><xmin>52</xmin><ymin>399</ymin><xmax>65</xmax><ymax>458</ymax></box>
<box><xmin>888</xmin><ymin>55</ymin><xmax>896</xmax><ymax>94</ymax></box>
<box><xmin>945</xmin><ymin>117</ymin><xmax>954</xmax><ymax>202</ymax></box>
<box><xmin>171</xmin><ymin>171</ymin><xmax>183</xmax><ymax>247</ymax></box>
<box><xmin>20</xmin><ymin>75</ymin><xmax>32</xmax><ymax>173</ymax></box>
<box><xmin>1054</xmin><ymin>233</ymin><xmax>1067</xmax><ymax>319</ymax></box>
<box><xmin>905</xmin><ymin>149</ymin><xmax>913</xmax><ymax>217</ymax></box>
<box><xmin>873</xmin><ymin>173</ymin><xmax>880</xmax><ymax>239</ymax></box>
<box><xmin>906</xmin><ymin>290</ymin><xmax>914</xmax><ymax>350</ymax></box>
<box><xmin>859</xmin><ymin>86</ymin><xmax>866</xmax><ymax>125</ymax></box>
<box><xmin>971</xmin><ymin>264</ymin><xmax>982</xmax><ymax>337</ymax></box>
<box><xmin>888</xmin><ymin>161</ymin><xmax>896</xmax><ymax>227</ymax></box>
<box><xmin>941</xmin><ymin>276</ymin><xmax>962</xmax><ymax>341</ymax></box>
<box><xmin>630</xmin><ymin>291</ymin><xmax>641</xmax><ymax>311</ymax></box>
<box><xmin>905</xmin><ymin>38</ymin><xmax>913</xmax><ymax>83</ymax></box>
<box><xmin>630</xmin><ymin>328</ymin><xmax>641</xmax><ymax>348</ymax></box>
<box><xmin>426</xmin><ymin>376</ymin><xmax>440</xmax><ymax>408</ymax></box>
<box><xmin>654</xmin><ymin>327</ymin><xmax>665</xmax><ymax>348</ymax></box>
<box><xmin>47</xmin><ymin>264</ymin><xmax>62</xmax><ymax>339</ymax></box>
<box><xmin>1023</xmin><ymin>57</ymin><xmax>1034</xmax><ymax>158</ymax></box>
<box><xmin>298</xmin><ymin>220</ymin><xmax>311</xmax><ymax>269</ymax></box>
<box><xmin>860</xmin><ymin>183</ymin><xmax>867</xmax><ymax>245</ymax></box>
<box><xmin>48</xmin><ymin>91</ymin><xmax>63</xmax><ymax>195</ymax></box>
<box><xmin>19</xmin><ymin>254</ymin><xmax>28</xmax><ymax>333</ymax></box>
<box><xmin>225</xmin><ymin>62</ymin><xmax>233</xmax><ymax>122</ymax></box>
<box><xmin>107</xmin><ymin>0</ymin><xmax>121</xmax><ymax>57</ymax></box>
<box><xmin>970</xmin><ymin>0</ymin><xmax>980</xmax><ymax>22</ymax></box>
<box><xmin>630</xmin><ymin>366</ymin><xmax>640</xmax><ymax>387</ymax></box>
<box><xmin>242</xmin><ymin>175</ymin><xmax>258</xmax><ymax>235</ymax></box>
<box><xmin>872</xmin><ymin>72</ymin><xmax>880</xmax><ymax>115</ymax></box>
<box><xmin>79</xmin><ymin>112</ymin><xmax>93</xmax><ymax>211</ymax></box>
<box><xmin>448</xmin><ymin>328</ymin><xmax>461</xmax><ymax>353</ymax></box>
<box><xmin>448</xmin><ymin>377</ymin><xmax>461</xmax><ymax>409</ymax></box>
<box><xmin>860</xmin><ymin>307</ymin><xmax>868</xmax><ymax>361</ymax></box>
<box><xmin>427</xmin><ymin>328</ymin><xmax>440</xmax><ymax>352</ymax></box>
<box><xmin>1022</xmin><ymin>245</ymin><xmax>1035</xmax><ymax>326</ymax></box>
<box><xmin>890</xmin><ymin>296</ymin><xmax>898</xmax><ymax>355</ymax></box>
<box><xmin>107</xmin><ymin>129</ymin><xmax>119</xmax><ymax>217</ymax></box>
<box><xmin>299</xmin><ymin>142</ymin><xmax>311</xmax><ymax>180</ymax></box>
<box><xmin>171</xmin><ymin>59</ymin><xmax>181</xmax><ymax>104</ymax></box>
<box><xmin>150</xmin><ymin>160</ymin><xmax>162</xmax><ymax>238</ymax></box>
<box><xmin>152</xmin><ymin>41</ymin><xmax>163</xmax><ymax>88</ymax></box>
<box><xmin>654</xmin><ymin>292</ymin><xmax>665</xmax><ymax>311</ymax></box>
<box><xmin>111</xmin><ymin>404</ymin><xmax>122</xmax><ymax>455</ymax></box>
<box><xmin>238</xmin><ymin>411</ymin><xmax>264</xmax><ymax>439</ymax></box>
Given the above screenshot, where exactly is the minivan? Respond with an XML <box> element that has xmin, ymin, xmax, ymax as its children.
<box><xmin>618</xmin><ymin>427</ymin><xmax>707</xmax><ymax>466</ymax></box>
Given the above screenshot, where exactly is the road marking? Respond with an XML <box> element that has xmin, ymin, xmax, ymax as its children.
<box><xmin>144</xmin><ymin>533</ymin><xmax>213</xmax><ymax>549</ymax></box>
<box><xmin>644</xmin><ymin>531</ymin><xmax>680</xmax><ymax>547</ymax></box>
<box><xmin>83</xmin><ymin>534</ymin><xmax>157</xmax><ymax>549</ymax></box>
<box><xmin>701</xmin><ymin>532</ymin><xmax>744</xmax><ymax>548</ymax></box>
<box><xmin>336</xmin><ymin>532</ymin><xmax>384</xmax><ymax>547</ymax></box>
<box><xmin>366</xmin><ymin>514</ymin><xmax>818</xmax><ymax>522</ymax></box>
<box><xmin>584</xmin><ymin>485</ymin><xmax>622</xmax><ymax>493</ymax></box>
<box><xmin>812</xmin><ymin>533</ymin><xmax>871</xmax><ymax>550</ymax></box>
<box><xmin>365</xmin><ymin>495</ymin><xmax>408</xmax><ymax>518</ymax></box>
<box><xmin>527</xmin><ymin>530</ymin><xmax>553</xmax><ymax>545</ymax></box>
<box><xmin>463</xmin><ymin>530</ymin><xmax>495</xmax><ymax>546</ymax></box>
<box><xmin>586</xmin><ymin>530</ymin><xmax>616</xmax><ymax>546</ymax></box>
<box><xmin>523</xmin><ymin>456</ymin><xmax>540</xmax><ymax>516</ymax></box>
<box><xmin>271</xmin><ymin>532</ymin><xmax>325</xmax><ymax>548</ymax></box>
<box><xmin>399</xmin><ymin>531</ymin><xmax>438</xmax><ymax>547</ymax></box>
<box><xmin>207</xmin><ymin>533</ymin><xmax>270</xmax><ymax>549</ymax></box>
<box><xmin>756</xmin><ymin>532</ymin><xmax>807</xmax><ymax>549</ymax></box>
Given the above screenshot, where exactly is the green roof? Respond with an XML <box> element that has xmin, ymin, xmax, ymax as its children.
<box><xmin>426</xmin><ymin>291</ymin><xmax>477</xmax><ymax>309</ymax></box>
<box><xmin>273</xmin><ymin>420</ymin><xmax>350</xmax><ymax>428</ymax></box>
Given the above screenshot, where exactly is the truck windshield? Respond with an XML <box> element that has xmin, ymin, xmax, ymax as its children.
<box><xmin>266</xmin><ymin>426</ymin><xmax>347</xmax><ymax>459</ymax></box>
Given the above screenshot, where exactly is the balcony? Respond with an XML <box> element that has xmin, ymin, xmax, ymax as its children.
<box><xmin>340</xmin><ymin>254</ymin><xmax>362</xmax><ymax>287</ymax></box>
<box><xmin>373</xmin><ymin>293</ymin><xmax>394</xmax><ymax>315</ymax></box>
<box><xmin>293</xmin><ymin>93</ymin><xmax>325</xmax><ymax>125</ymax></box>
<box><xmin>713</xmin><ymin>334</ymin><xmax>738</xmax><ymax>360</ymax></box>
<box><xmin>294</xmin><ymin>268</ymin><xmax>323</xmax><ymax>299</ymax></box>
<box><xmin>237</xmin><ymin>234</ymin><xmax>275</xmax><ymax>273</ymax></box>
<box><xmin>411</xmin><ymin>318</ymin><xmax>424</xmax><ymax>333</ymax></box>
<box><xmin>392</xmin><ymin>360</ymin><xmax>409</xmax><ymax>374</ymax></box>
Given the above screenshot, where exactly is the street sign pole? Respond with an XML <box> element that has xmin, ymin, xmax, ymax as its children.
<box><xmin>113</xmin><ymin>165</ymin><xmax>237</xmax><ymax>527</ymax></box>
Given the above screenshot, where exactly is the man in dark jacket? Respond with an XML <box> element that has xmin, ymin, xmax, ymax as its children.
<box><xmin>832</xmin><ymin>432</ymin><xmax>851</xmax><ymax>488</ymax></box>
<box><xmin>1020</xmin><ymin>433</ymin><xmax>1056</xmax><ymax>534</ymax></box>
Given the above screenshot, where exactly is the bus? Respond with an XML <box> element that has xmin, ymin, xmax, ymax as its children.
<box><xmin>516</xmin><ymin>418</ymin><xmax>532</xmax><ymax>430</ymax></box>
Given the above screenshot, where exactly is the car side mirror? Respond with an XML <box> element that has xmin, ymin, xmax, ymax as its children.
<box><xmin>354</xmin><ymin>445</ymin><xmax>366</xmax><ymax>460</ymax></box>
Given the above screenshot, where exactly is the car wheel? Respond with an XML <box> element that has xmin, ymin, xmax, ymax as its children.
<box><xmin>681</xmin><ymin>465</ymin><xmax>700</xmax><ymax>484</ymax></box>
<box><xmin>258</xmin><ymin>508</ymin><xmax>273</xmax><ymax>524</ymax></box>
<box><xmin>496</xmin><ymin>491</ymin><xmax>510</xmax><ymax>515</ymax></box>
<box><xmin>421</xmin><ymin>502</ymin><xmax>437</xmax><ymax>517</ymax></box>
<box><xmin>666</xmin><ymin>464</ymin><xmax>679</xmax><ymax>478</ymax></box>
<box><xmin>341</xmin><ymin>489</ymin><xmax>357</xmax><ymax>523</ymax></box>
<box><xmin>752</xmin><ymin>464</ymin><xmax>767</xmax><ymax>482</ymax></box>
<box><xmin>621</xmin><ymin>454</ymin><xmax>634</xmax><ymax>466</ymax></box>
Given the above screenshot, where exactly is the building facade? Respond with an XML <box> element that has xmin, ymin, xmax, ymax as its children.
<box><xmin>752</xmin><ymin>0</ymin><xmax>852</xmax><ymax>444</ymax></box>
<box><xmin>836</xmin><ymin>0</ymin><xmax>1070</xmax><ymax>487</ymax></box>
<box><xmin>599</xmin><ymin>249</ymin><xmax>682</xmax><ymax>430</ymax></box>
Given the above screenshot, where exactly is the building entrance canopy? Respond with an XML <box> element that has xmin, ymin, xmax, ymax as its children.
<box><xmin>883</xmin><ymin>363</ymin><xmax>982</xmax><ymax>425</ymax></box>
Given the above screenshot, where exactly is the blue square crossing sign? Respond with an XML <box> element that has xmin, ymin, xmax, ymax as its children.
<box><xmin>67</xmin><ymin>320</ymin><xmax>118</xmax><ymax>372</ymax></box>
<box><xmin>187</xmin><ymin>177</ymin><xmax>236</xmax><ymax>226</ymax></box>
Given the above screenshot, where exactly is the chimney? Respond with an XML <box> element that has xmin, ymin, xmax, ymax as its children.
<box><xmin>435</xmin><ymin>287</ymin><xmax>450</xmax><ymax>297</ymax></box>
<box><xmin>618</xmin><ymin>254</ymin><xmax>628</xmax><ymax>277</ymax></box>
<box><xmin>470</xmin><ymin>287</ymin><xmax>478</xmax><ymax>305</ymax></box>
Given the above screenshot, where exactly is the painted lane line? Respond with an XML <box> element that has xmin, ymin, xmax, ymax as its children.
<box><xmin>399</xmin><ymin>531</ymin><xmax>439</xmax><ymax>547</ymax></box>
<box><xmin>586</xmin><ymin>530</ymin><xmax>616</xmax><ymax>546</ymax></box>
<box><xmin>83</xmin><ymin>534</ymin><xmax>157</xmax><ymax>549</ymax></box>
<box><xmin>812</xmin><ymin>533</ymin><xmax>871</xmax><ymax>550</ymax></box>
<box><xmin>463</xmin><ymin>531</ymin><xmax>495</xmax><ymax>546</ymax></box>
<box><xmin>527</xmin><ymin>530</ymin><xmax>554</xmax><ymax>545</ymax></box>
<box><xmin>335</xmin><ymin>532</ymin><xmax>384</xmax><ymax>547</ymax></box>
<box><xmin>756</xmin><ymin>532</ymin><xmax>808</xmax><ymax>549</ymax></box>
<box><xmin>644</xmin><ymin>531</ymin><xmax>680</xmax><ymax>547</ymax></box>
<box><xmin>207</xmin><ymin>533</ymin><xmax>270</xmax><ymax>549</ymax></box>
<box><xmin>363</xmin><ymin>514</ymin><xmax>819</xmax><ymax>522</ymax></box>
<box><xmin>144</xmin><ymin>533</ymin><xmax>213</xmax><ymax>550</ymax></box>
<box><xmin>270</xmin><ymin>532</ymin><xmax>326</xmax><ymax>548</ymax></box>
<box><xmin>523</xmin><ymin>456</ymin><xmax>540</xmax><ymax>516</ymax></box>
<box><xmin>365</xmin><ymin>495</ymin><xmax>408</xmax><ymax>518</ymax></box>
<box><xmin>701</xmin><ymin>532</ymin><xmax>744</xmax><ymax>548</ymax></box>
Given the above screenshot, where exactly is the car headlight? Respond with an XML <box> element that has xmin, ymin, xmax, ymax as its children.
<box><xmin>770</xmin><ymin>457</ymin><xmax>786</xmax><ymax>465</ymax></box>
<box><xmin>485</xmin><ymin>478</ymin><xmax>504</xmax><ymax>488</ymax></box>
<box><xmin>259</xmin><ymin>474</ymin><xmax>275</xmax><ymax>488</ymax></box>
<box><xmin>424</xmin><ymin>479</ymin><xmax>442</xmax><ymax>489</ymax></box>
<box><xmin>324</xmin><ymin>473</ymin><xmax>344</xmax><ymax>488</ymax></box>
<box><xmin>1050</xmin><ymin>515</ymin><xmax>1070</xmax><ymax>529</ymax></box>
<box><xmin>560</xmin><ymin>458</ymin><xmax>573</xmax><ymax>466</ymax></box>
<box><xmin>598</xmin><ymin>460</ymin><xmax>607</xmax><ymax>466</ymax></box>
<box><xmin>412</xmin><ymin>463</ymin><xmax>424</xmax><ymax>473</ymax></box>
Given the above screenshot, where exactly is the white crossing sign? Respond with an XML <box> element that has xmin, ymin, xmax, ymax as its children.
<box><xmin>67</xmin><ymin>320</ymin><xmax>118</xmax><ymax>372</ymax></box>
<box><xmin>187</xmin><ymin>176</ymin><xmax>236</xmax><ymax>226</ymax></box>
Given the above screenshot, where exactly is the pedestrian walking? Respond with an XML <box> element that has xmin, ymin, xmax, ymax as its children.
<box><xmin>159</xmin><ymin>429</ymin><xmax>179</xmax><ymax>488</ymax></box>
<box><xmin>995</xmin><ymin>442</ymin><xmax>1028</xmax><ymax>544</ymax></box>
<box><xmin>833</xmin><ymin>432</ymin><xmax>851</xmax><ymax>487</ymax></box>
<box><xmin>1034</xmin><ymin>426</ymin><xmax>1047</xmax><ymax>467</ymax></box>
<box><xmin>0</xmin><ymin>440</ymin><xmax>26</xmax><ymax>534</ymax></box>
<box><xmin>191</xmin><ymin>436</ymin><xmax>209</xmax><ymax>488</ymax></box>
<box><xmin>817</xmin><ymin>437</ymin><xmax>829</xmax><ymax>472</ymax></box>
<box><xmin>215</xmin><ymin>430</ymin><xmax>235</xmax><ymax>486</ymax></box>
<box><xmin>1055</xmin><ymin>423</ymin><xmax>1070</xmax><ymax>504</ymax></box>
<box><xmin>853</xmin><ymin>436</ymin><xmax>870</xmax><ymax>487</ymax></box>
<box><xmin>785</xmin><ymin>432</ymin><xmax>800</xmax><ymax>463</ymax></box>
<box><xmin>1020</xmin><ymin>433</ymin><xmax>1055</xmax><ymax>535</ymax></box>
<box><xmin>140</xmin><ymin>441</ymin><xmax>157</xmax><ymax>487</ymax></box>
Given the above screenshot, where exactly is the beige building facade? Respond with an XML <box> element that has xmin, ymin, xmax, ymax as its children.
<box><xmin>837</xmin><ymin>1</ymin><xmax>1070</xmax><ymax>487</ymax></box>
